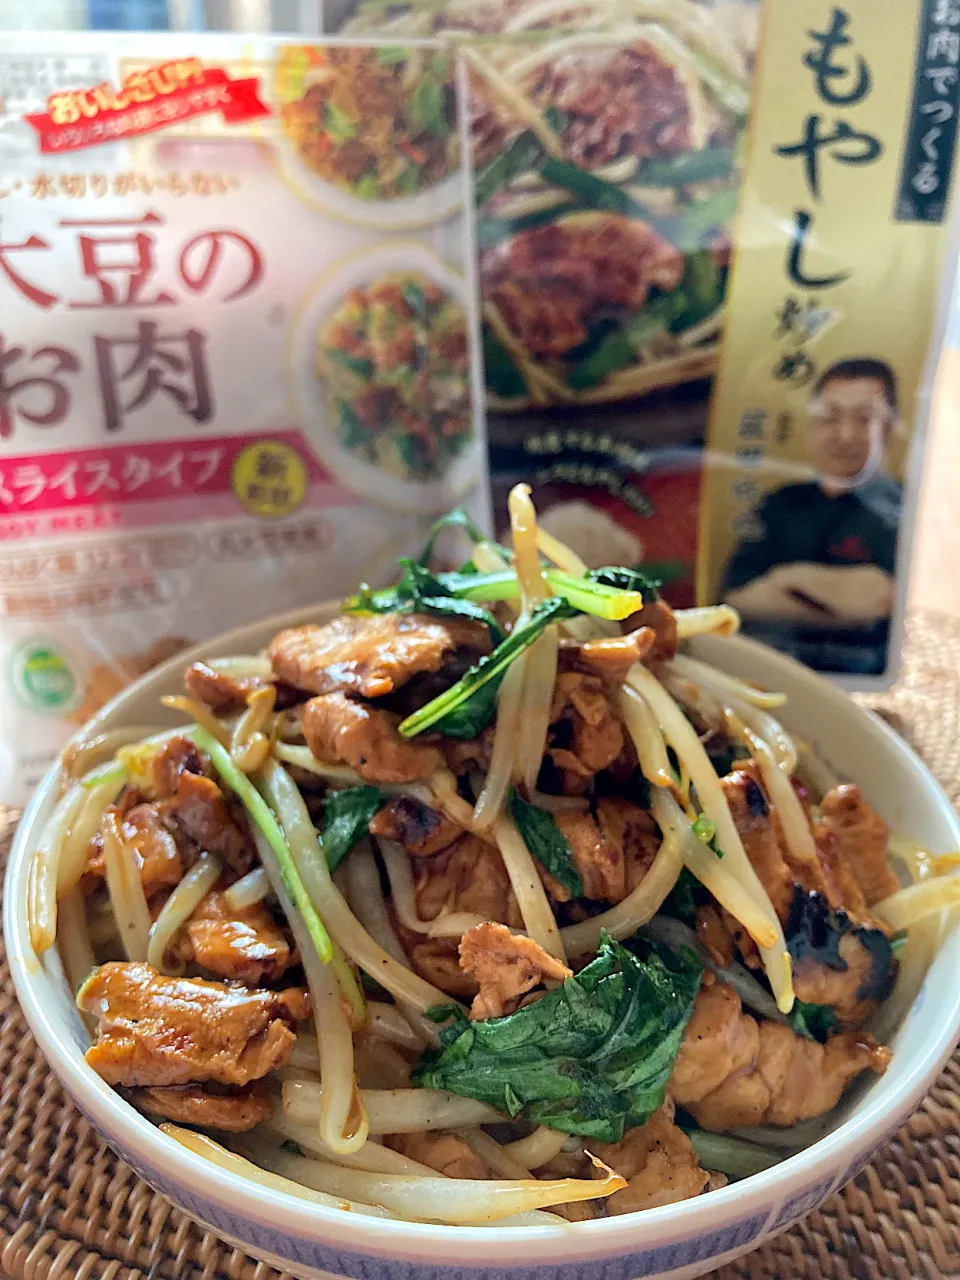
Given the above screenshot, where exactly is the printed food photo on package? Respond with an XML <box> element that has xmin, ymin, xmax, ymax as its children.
<box><xmin>324</xmin><ymin>0</ymin><xmax>958</xmax><ymax>685</ymax></box>
<box><xmin>0</xmin><ymin>33</ymin><xmax>488</xmax><ymax>804</ymax></box>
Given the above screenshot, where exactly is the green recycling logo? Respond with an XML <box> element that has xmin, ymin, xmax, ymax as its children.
<box><xmin>10</xmin><ymin>640</ymin><xmax>78</xmax><ymax>714</ymax></box>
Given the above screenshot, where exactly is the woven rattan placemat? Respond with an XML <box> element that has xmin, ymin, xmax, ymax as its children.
<box><xmin>2</xmin><ymin>608</ymin><xmax>959</xmax><ymax>1280</ymax></box>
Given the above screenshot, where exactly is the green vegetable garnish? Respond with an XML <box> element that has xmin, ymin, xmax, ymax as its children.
<box><xmin>353</xmin><ymin>173</ymin><xmax>380</xmax><ymax>200</ymax></box>
<box><xmin>663</xmin><ymin>867</ymin><xmax>700</xmax><ymax>924</ymax></box>
<box><xmin>398</xmin><ymin>596</ymin><xmax>571</xmax><ymax>739</ymax></box>
<box><xmin>509</xmin><ymin>791</ymin><xmax>583</xmax><ymax>897</ymax></box>
<box><xmin>481</xmin><ymin>325</ymin><xmax>528</xmax><ymax>397</ymax></box>
<box><xmin>475</xmin><ymin>129</ymin><xmax>545</xmax><ymax>206</ymax></box>
<box><xmin>350</xmin><ymin>558</ymin><xmax>504</xmax><ymax>644</ymax></box>
<box><xmin>418</xmin><ymin>506</ymin><xmax>484</xmax><ymax>566</ymax></box>
<box><xmin>321</xmin><ymin>785</ymin><xmax>385</xmax><ymax>872</ymax></box>
<box><xmin>789</xmin><ymin>1000</ymin><xmax>840</xmax><ymax>1043</ymax></box>
<box><xmin>327</xmin><ymin>349</ymin><xmax>374</xmax><ymax>379</ymax></box>
<box><xmin>409</xmin><ymin>74</ymin><xmax>447</xmax><ymax>138</ymax></box>
<box><xmin>413</xmin><ymin>934</ymin><xmax>703</xmax><ymax>1142</ymax></box>
<box><xmin>187</xmin><ymin>726</ymin><xmax>333</xmax><ymax>964</ymax></box>
<box><xmin>324</xmin><ymin>100</ymin><xmax>356</xmax><ymax>144</ymax></box>
<box><xmin>692</xmin><ymin>815</ymin><xmax>718</xmax><ymax>847</ymax></box>
<box><xmin>637</xmin><ymin>147</ymin><xmax>734</xmax><ymax>187</ymax></box>
<box><xmin>375</xmin><ymin>46</ymin><xmax>409</xmax><ymax>65</ymax></box>
<box><xmin>566</xmin><ymin>295</ymin><xmax>686</xmax><ymax>390</ymax></box>
<box><xmin>348</xmin><ymin>566</ymin><xmax>645</xmax><ymax>622</ymax></box>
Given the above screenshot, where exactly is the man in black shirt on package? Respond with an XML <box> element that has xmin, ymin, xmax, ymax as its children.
<box><xmin>722</xmin><ymin>357</ymin><xmax>902</xmax><ymax>676</ymax></box>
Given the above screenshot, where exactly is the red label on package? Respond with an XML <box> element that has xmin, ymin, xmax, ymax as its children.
<box><xmin>25</xmin><ymin>59</ymin><xmax>270</xmax><ymax>154</ymax></box>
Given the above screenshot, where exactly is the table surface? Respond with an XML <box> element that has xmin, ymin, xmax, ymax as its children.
<box><xmin>3</xmin><ymin>351</ymin><xmax>956</xmax><ymax>1280</ymax></box>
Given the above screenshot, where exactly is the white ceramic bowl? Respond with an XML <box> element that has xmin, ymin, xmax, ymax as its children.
<box><xmin>6</xmin><ymin>610</ymin><xmax>960</xmax><ymax>1280</ymax></box>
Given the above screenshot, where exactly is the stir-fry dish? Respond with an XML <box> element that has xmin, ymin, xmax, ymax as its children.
<box><xmin>31</xmin><ymin>486</ymin><xmax>960</xmax><ymax>1227</ymax></box>
<box><xmin>318</xmin><ymin>271</ymin><xmax>472</xmax><ymax>482</ymax></box>
<box><xmin>277</xmin><ymin>45</ymin><xmax>459</xmax><ymax>201</ymax></box>
<box><xmin>339</xmin><ymin>0</ymin><xmax>751</xmax><ymax>407</ymax></box>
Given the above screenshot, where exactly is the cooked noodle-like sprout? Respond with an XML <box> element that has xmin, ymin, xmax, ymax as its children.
<box><xmin>57</xmin><ymin>889</ymin><xmax>97</xmax><ymax>1026</ymax></box>
<box><xmin>517</xmin><ymin>627</ymin><xmax>559</xmax><ymax>794</ymax></box>
<box><xmin>259</xmin><ymin>761</ymin><xmax>454</xmax><ymax>1013</ymax></box>
<box><xmin>509</xmin><ymin>483</ymin><xmax>549</xmax><ymax>607</ymax></box>
<box><xmin>240</xmin><ymin>1134</ymin><xmax>604</xmax><ymax>1225</ymax></box>
<box><xmin>376</xmin><ymin>838</ymin><xmax>431</xmax><ymax>934</ymax></box>
<box><xmin>367</xmin><ymin>1002</ymin><xmax>426</xmax><ymax>1053</ymax></box>
<box><xmin>57</xmin><ymin>770</ymin><xmax>127</xmax><ymax>899</ymax></box>
<box><xmin>251</xmin><ymin>826</ymin><xmax>368</xmax><ymax>1156</ymax></box>
<box><xmin>473</xmin><ymin>655</ymin><xmax>527</xmax><ymax>830</ymax></box>
<box><xmin>28</xmin><ymin>783</ymin><xmax>86</xmax><ymax>953</ymax></box>
<box><xmin>268</xmin><ymin>1117</ymin><xmax>441</xmax><ymax>1177</ymax></box>
<box><xmin>284</xmin><ymin>1081</ymin><xmax>503</xmax><ymax>1134</ymax></box>
<box><xmin>670</xmin><ymin>654</ymin><xmax>787</xmax><ymax>709</ymax></box>
<box><xmin>495</xmin><ymin>813</ymin><xmax>567</xmax><ymax>963</ymax></box>
<box><xmin>471</xmin><ymin>539</ymin><xmax>511</xmax><ymax>573</ymax></box>
<box><xmin>669</xmin><ymin>661</ymin><xmax>796</xmax><ymax>772</ymax></box>
<box><xmin>146</xmin><ymin>853</ymin><xmax>222</xmax><ymax>973</ymax></box>
<box><xmin>619</xmin><ymin>686</ymin><xmax>679</xmax><ymax>792</ymax></box>
<box><xmin>738</xmin><ymin>722</ymin><xmax>819</xmax><ymax>876</ymax></box>
<box><xmin>503</xmin><ymin>1127</ymin><xmax>569</xmax><ymax>1170</ymax></box>
<box><xmin>649</xmin><ymin>789</ymin><xmax>779</xmax><ymax>953</ymax></box>
<box><xmin>560</xmin><ymin>827</ymin><xmax>683</xmax><ymax>955</ymax></box>
<box><xmin>230</xmin><ymin>684</ymin><xmax>276</xmax><ymax>773</ymax></box>
<box><xmin>459</xmin><ymin>45</ymin><xmax>566</xmax><ymax>158</ymax></box>
<box><xmin>161</xmin><ymin>695</ymin><xmax>230</xmax><ymax>746</ymax></box>
<box><xmin>642</xmin><ymin>914</ymin><xmax>788</xmax><ymax>1026</ymax></box>
<box><xmin>207</xmin><ymin>655</ymin><xmax>273</xmax><ymax>678</ymax></box>
<box><xmin>534</xmin><ymin>527</ymin><xmax>588</xmax><ymax>578</ymax></box>
<box><xmin>272</xmin><ymin>743</ymin><xmax>365</xmax><ymax>785</ymax></box>
<box><xmin>62</xmin><ymin>725</ymin><xmax>164</xmax><ymax>780</ymax></box>
<box><xmin>673</xmin><ymin>606</ymin><xmax>740</xmax><ymax>639</ymax></box>
<box><xmin>100</xmin><ymin>807</ymin><xmax>153</xmax><ymax>962</ymax></box>
<box><xmin>429</xmin><ymin>767</ymin><xmax>492</xmax><ymax>836</ymax></box>
<box><xmin>427</xmin><ymin>911</ymin><xmax>491</xmax><ymax>938</ymax></box>
<box><xmin>873</xmin><ymin>875</ymin><xmax>960</xmax><ymax>933</ymax></box>
<box><xmin>628</xmin><ymin>664</ymin><xmax>794</xmax><ymax>1012</ymax></box>
<box><xmin>162</xmin><ymin>1126</ymin><xmax>393</xmax><ymax>1218</ymax></box>
<box><xmin>223</xmin><ymin>866</ymin><xmax>271</xmax><ymax>911</ymax></box>
<box><xmin>462</xmin><ymin>1128</ymin><xmax>534</xmax><ymax>1180</ymax></box>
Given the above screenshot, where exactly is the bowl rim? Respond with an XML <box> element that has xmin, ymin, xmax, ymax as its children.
<box><xmin>6</xmin><ymin>615</ymin><xmax>960</xmax><ymax>1265</ymax></box>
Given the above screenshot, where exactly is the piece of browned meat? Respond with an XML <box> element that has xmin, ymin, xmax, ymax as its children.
<box><xmin>721</xmin><ymin>765</ymin><xmax>897</xmax><ymax>1024</ymax></box>
<box><xmin>553</xmin><ymin>808</ymin><xmax>624</xmax><ymax>903</ymax></box>
<box><xmin>369</xmin><ymin>796</ymin><xmax>463</xmax><ymax>857</ymax></box>
<box><xmin>532</xmin><ymin>41</ymin><xmax>692</xmax><ymax>167</ymax></box>
<box><xmin>408</xmin><ymin>936</ymin><xmax>479</xmax><ymax>999</ymax></box>
<box><xmin>595</xmin><ymin>797</ymin><xmax>661</xmax><ymax>896</ymax></box>
<box><xmin>459</xmin><ymin>921</ymin><xmax>571</xmax><ymax>1020</ymax></box>
<box><xmin>268</xmin><ymin>614</ymin><xmax>490</xmax><ymax>699</ymax></box>
<box><xmin>150</xmin><ymin>735</ymin><xmax>210</xmax><ymax>800</ymax></box>
<box><xmin>819</xmin><ymin>784</ymin><xmax>899</xmax><ymax>906</ymax></box>
<box><xmin>483</xmin><ymin>216</ymin><xmax>683</xmax><ymax>359</ymax></box>
<box><xmin>591</xmin><ymin>1110</ymin><xmax>710</xmax><ymax>1214</ymax></box>
<box><xmin>180</xmin><ymin>890</ymin><xmax>293</xmax><ymax>985</ymax></box>
<box><xmin>441</xmin><ymin>724</ymin><xmax>496</xmax><ymax>777</ymax></box>
<box><xmin>549</xmin><ymin>672</ymin><xmax>624</xmax><ymax>790</ymax></box>
<box><xmin>558</xmin><ymin>627</ymin><xmax>655</xmax><ymax>686</ymax></box>
<box><xmin>303</xmin><ymin>692</ymin><xmax>442</xmax><ymax>783</ymax></box>
<box><xmin>164</xmin><ymin>772</ymin><xmax>256</xmax><ymax>874</ymax></box>
<box><xmin>77</xmin><ymin>962</ymin><xmax>306</xmax><ymax>1088</ymax></box>
<box><xmin>413</xmin><ymin>834</ymin><xmax>521</xmax><ymax>927</ymax></box>
<box><xmin>722</xmin><ymin>766</ymin><xmax>832</xmax><ymax>918</ymax></box>
<box><xmin>670</xmin><ymin>982</ymin><xmax>890</xmax><ymax>1130</ymax></box>
<box><xmin>184</xmin><ymin>661</ymin><xmax>266</xmax><ymax>714</ymax></box>
<box><xmin>85</xmin><ymin>802</ymin><xmax>184</xmax><ymax>899</ymax></box>
<box><xmin>133</xmin><ymin>1082</ymin><xmax>273</xmax><ymax>1131</ymax></box>
<box><xmin>386</xmin><ymin>1132</ymin><xmax>491</xmax><ymax>1179</ymax></box>
<box><xmin>621</xmin><ymin>599</ymin><xmax>678</xmax><ymax>663</ymax></box>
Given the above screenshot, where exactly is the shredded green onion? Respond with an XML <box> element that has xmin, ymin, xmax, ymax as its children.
<box><xmin>188</xmin><ymin>726</ymin><xmax>334</xmax><ymax>964</ymax></box>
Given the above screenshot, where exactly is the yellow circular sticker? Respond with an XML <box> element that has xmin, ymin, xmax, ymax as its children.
<box><xmin>232</xmin><ymin>441</ymin><xmax>308</xmax><ymax>518</ymax></box>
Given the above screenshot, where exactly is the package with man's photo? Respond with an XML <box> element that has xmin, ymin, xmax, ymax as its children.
<box><xmin>323</xmin><ymin>0</ymin><xmax>960</xmax><ymax>688</ymax></box>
